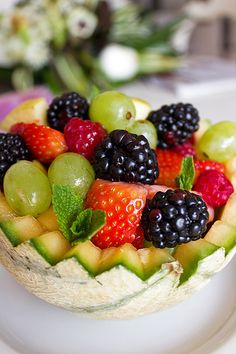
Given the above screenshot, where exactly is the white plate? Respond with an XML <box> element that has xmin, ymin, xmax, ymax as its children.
<box><xmin>0</xmin><ymin>257</ymin><xmax>236</xmax><ymax>354</ymax></box>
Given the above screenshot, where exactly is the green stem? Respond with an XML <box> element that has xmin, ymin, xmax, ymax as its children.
<box><xmin>138</xmin><ymin>52</ymin><xmax>180</xmax><ymax>74</ymax></box>
<box><xmin>53</xmin><ymin>53</ymin><xmax>90</xmax><ymax>97</ymax></box>
<box><xmin>12</xmin><ymin>67</ymin><xmax>34</xmax><ymax>91</ymax></box>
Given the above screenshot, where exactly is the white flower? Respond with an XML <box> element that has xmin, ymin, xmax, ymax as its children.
<box><xmin>106</xmin><ymin>0</ymin><xmax>129</xmax><ymax>10</ymax></box>
<box><xmin>99</xmin><ymin>44</ymin><xmax>139</xmax><ymax>81</ymax></box>
<box><xmin>58</xmin><ymin>0</ymin><xmax>99</xmax><ymax>13</ymax></box>
<box><xmin>5</xmin><ymin>37</ymin><xmax>26</xmax><ymax>64</ymax></box>
<box><xmin>0</xmin><ymin>7</ymin><xmax>53</xmax><ymax>41</ymax></box>
<box><xmin>67</xmin><ymin>7</ymin><xmax>97</xmax><ymax>39</ymax></box>
<box><xmin>23</xmin><ymin>41</ymin><xmax>50</xmax><ymax>69</ymax></box>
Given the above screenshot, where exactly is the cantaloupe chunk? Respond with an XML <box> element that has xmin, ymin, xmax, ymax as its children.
<box><xmin>0</xmin><ymin>216</ymin><xmax>44</xmax><ymax>246</ymax></box>
<box><xmin>31</xmin><ymin>231</ymin><xmax>71</xmax><ymax>265</ymax></box>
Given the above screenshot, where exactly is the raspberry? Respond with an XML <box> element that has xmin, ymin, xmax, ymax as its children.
<box><xmin>64</xmin><ymin>118</ymin><xmax>107</xmax><ymax>161</ymax></box>
<box><xmin>194</xmin><ymin>170</ymin><xmax>234</xmax><ymax>208</ymax></box>
<box><xmin>194</xmin><ymin>160</ymin><xmax>225</xmax><ymax>180</ymax></box>
<box><xmin>173</xmin><ymin>142</ymin><xmax>196</xmax><ymax>157</ymax></box>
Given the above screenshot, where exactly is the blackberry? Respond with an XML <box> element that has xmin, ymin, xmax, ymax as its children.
<box><xmin>141</xmin><ymin>189</ymin><xmax>209</xmax><ymax>248</ymax></box>
<box><xmin>47</xmin><ymin>92</ymin><xmax>89</xmax><ymax>131</ymax></box>
<box><xmin>0</xmin><ymin>133</ymin><xmax>31</xmax><ymax>184</ymax></box>
<box><xmin>93</xmin><ymin>130</ymin><xmax>159</xmax><ymax>184</ymax></box>
<box><xmin>148</xmin><ymin>103</ymin><xmax>200</xmax><ymax>148</ymax></box>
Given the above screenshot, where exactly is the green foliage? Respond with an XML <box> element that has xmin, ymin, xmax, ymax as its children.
<box><xmin>176</xmin><ymin>157</ymin><xmax>195</xmax><ymax>190</ymax></box>
<box><xmin>52</xmin><ymin>185</ymin><xmax>105</xmax><ymax>245</ymax></box>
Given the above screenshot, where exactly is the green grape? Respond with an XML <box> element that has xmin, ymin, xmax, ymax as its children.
<box><xmin>129</xmin><ymin>120</ymin><xmax>158</xmax><ymax>149</ymax></box>
<box><xmin>89</xmin><ymin>91</ymin><xmax>136</xmax><ymax>132</ymax></box>
<box><xmin>32</xmin><ymin>160</ymin><xmax>47</xmax><ymax>175</ymax></box>
<box><xmin>197</xmin><ymin>121</ymin><xmax>236</xmax><ymax>162</ymax></box>
<box><xmin>4</xmin><ymin>161</ymin><xmax>52</xmax><ymax>217</ymax></box>
<box><xmin>194</xmin><ymin>118</ymin><xmax>212</xmax><ymax>143</ymax></box>
<box><xmin>48</xmin><ymin>153</ymin><xmax>95</xmax><ymax>199</ymax></box>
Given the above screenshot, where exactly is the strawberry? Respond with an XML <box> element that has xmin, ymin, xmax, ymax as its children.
<box><xmin>194</xmin><ymin>160</ymin><xmax>225</xmax><ymax>180</ymax></box>
<box><xmin>86</xmin><ymin>179</ymin><xmax>147</xmax><ymax>249</ymax></box>
<box><xmin>11</xmin><ymin>123</ymin><xmax>67</xmax><ymax>164</ymax></box>
<box><xmin>143</xmin><ymin>184</ymin><xmax>169</xmax><ymax>199</ymax></box>
<box><xmin>132</xmin><ymin>226</ymin><xmax>145</xmax><ymax>249</ymax></box>
<box><xmin>155</xmin><ymin>149</ymin><xmax>183</xmax><ymax>187</ymax></box>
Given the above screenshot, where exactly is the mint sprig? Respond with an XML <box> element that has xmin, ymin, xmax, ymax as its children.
<box><xmin>176</xmin><ymin>157</ymin><xmax>195</xmax><ymax>190</ymax></box>
<box><xmin>52</xmin><ymin>185</ymin><xmax>105</xmax><ymax>244</ymax></box>
<box><xmin>52</xmin><ymin>185</ymin><xmax>83</xmax><ymax>240</ymax></box>
<box><xmin>70</xmin><ymin>209</ymin><xmax>106</xmax><ymax>246</ymax></box>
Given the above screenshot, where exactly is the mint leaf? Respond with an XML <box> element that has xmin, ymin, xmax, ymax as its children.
<box><xmin>70</xmin><ymin>209</ymin><xmax>93</xmax><ymax>242</ymax></box>
<box><xmin>70</xmin><ymin>209</ymin><xmax>106</xmax><ymax>245</ymax></box>
<box><xmin>52</xmin><ymin>185</ymin><xmax>84</xmax><ymax>241</ymax></box>
<box><xmin>176</xmin><ymin>157</ymin><xmax>195</xmax><ymax>190</ymax></box>
<box><xmin>89</xmin><ymin>209</ymin><xmax>106</xmax><ymax>238</ymax></box>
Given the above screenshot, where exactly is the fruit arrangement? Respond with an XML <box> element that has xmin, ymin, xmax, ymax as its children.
<box><xmin>0</xmin><ymin>91</ymin><xmax>236</xmax><ymax>320</ymax></box>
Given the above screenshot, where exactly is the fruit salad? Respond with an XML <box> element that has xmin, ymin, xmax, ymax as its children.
<box><xmin>0</xmin><ymin>90</ymin><xmax>236</xmax><ymax>320</ymax></box>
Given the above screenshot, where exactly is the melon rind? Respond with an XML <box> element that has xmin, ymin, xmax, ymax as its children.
<box><xmin>0</xmin><ymin>192</ymin><xmax>236</xmax><ymax>319</ymax></box>
<box><xmin>0</xmin><ymin>225</ymin><xmax>226</xmax><ymax>319</ymax></box>
<box><xmin>0</xmin><ymin>228</ymin><xmax>181</xmax><ymax>317</ymax></box>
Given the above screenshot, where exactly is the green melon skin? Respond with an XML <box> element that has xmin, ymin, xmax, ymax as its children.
<box><xmin>205</xmin><ymin>221</ymin><xmax>236</xmax><ymax>255</ymax></box>
<box><xmin>64</xmin><ymin>241</ymin><xmax>101</xmax><ymax>276</ymax></box>
<box><xmin>0</xmin><ymin>192</ymin><xmax>236</xmax><ymax>319</ymax></box>
<box><xmin>99</xmin><ymin>244</ymin><xmax>144</xmax><ymax>279</ymax></box>
<box><xmin>30</xmin><ymin>231</ymin><xmax>71</xmax><ymax>266</ymax></box>
<box><xmin>205</xmin><ymin>220</ymin><xmax>236</xmax><ymax>269</ymax></box>
<box><xmin>174</xmin><ymin>238</ymin><xmax>224</xmax><ymax>285</ymax></box>
<box><xmin>0</xmin><ymin>216</ymin><xmax>44</xmax><ymax>247</ymax></box>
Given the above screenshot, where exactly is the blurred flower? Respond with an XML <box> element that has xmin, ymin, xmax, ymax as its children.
<box><xmin>24</xmin><ymin>41</ymin><xmax>51</xmax><ymax>69</ymax></box>
<box><xmin>67</xmin><ymin>7</ymin><xmax>98</xmax><ymax>39</ymax></box>
<box><xmin>106</xmin><ymin>0</ymin><xmax>129</xmax><ymax>10</ymax></box>
<box><xmin>99</xmin><ymin>44</ymin><xmax>139</xmax><ymax>81</ymax></box>
<box><xmin>0</xmin><ymin>0</ymin><xmax>183</xmax><ymax>94</ymax></box>
<box><xmin>58</xmin><ymin>0</ymin><xmax>99</xmax><ymax>13</ymax></box>
<box><xmin>5</xmin><ymin>38</ymin><xmax>26</xmax><ymax>65</ymax></box>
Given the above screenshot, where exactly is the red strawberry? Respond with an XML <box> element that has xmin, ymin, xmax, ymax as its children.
<box><xmin>194</xmin><ymin>160</ymin><xmax>225</xmax><ymax>180</ymax></box>
<box><xmin>132</xmin><ymin>226</ymin><xmax>145</xmax><ymax>249</ymax></box>
<box><xmin>143</xmin><ymin>184</ymin><xmax>169</xmax><ymax>199</ymax></box>
<box><xmin>64</xmin><ymin>118</ymin><xmax>107</xmax><ymax>161</ymax></box>
<box><xmin>86</xmin><ymin>179</ymin><xmax>147</xmax><ymax>249</ymax></box>
<box><xmin>155</xmin><ymin>149</ymin><xmax>183</xmax><ymax>187</ymax></box>
<box><xmin>11</xmin><ymin>123</ymin><xmax>67</xmax><ymax>164</ymax></box>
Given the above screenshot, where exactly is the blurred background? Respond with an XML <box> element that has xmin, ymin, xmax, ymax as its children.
<box><xmin>149</xmin><ymin>0</ymin><xmax>236</xmax><ymax>59</ymax></box>
<box><xmin>0</xmin><ymin>0</ymin><xmax>236</xmax><ymax>108</ymax></box>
